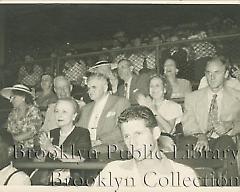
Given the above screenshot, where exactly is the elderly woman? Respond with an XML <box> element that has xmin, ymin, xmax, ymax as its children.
<box><xmin>38</xmin><ymin>98</ymin><xmax>91</xmax><ymax>185</ymax></box>
<box><xmin>163</xmin><ymin>57</ymin><xmax>192</xmax><ymax>99</ymax></box>
<box><xmin>35</xmin><ymin>74</ymin><xmax>57</xmax><ymax>111</ymax></box>
<box><xmin>0</xmin><ymin>84</ymin><xmax>42</xmax><ymax>152</ymax></box>
<box><xmin>137</xmin><ymin>75</ymin><xmax>183</xmax><ymax>152</ymax></box>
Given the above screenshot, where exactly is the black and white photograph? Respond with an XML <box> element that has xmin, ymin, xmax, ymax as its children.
<box><xmin>0</xmin><ymin>3</ymin><xmax>240</xmax><ymax>190</ymax></box>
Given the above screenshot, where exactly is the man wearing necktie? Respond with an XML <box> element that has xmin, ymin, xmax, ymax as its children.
<box><xmin>117</xmin><ymin>59</ymin><xmax>150</xmax><ymax>105</ymax></box>
<box><xmin>179</xmin><ymin>56</ymin><xmax>240</xmax><ymax>184</ymax></box>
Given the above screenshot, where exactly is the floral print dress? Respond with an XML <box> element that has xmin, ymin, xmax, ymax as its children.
<box><xmin>7</xmin><ymin>105</ymin><xmax>43</xmax><ymax>149</ymax></box>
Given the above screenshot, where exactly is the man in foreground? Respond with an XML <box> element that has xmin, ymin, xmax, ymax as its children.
<box><xmin>93</xmin><ymin>106</ymin><xmax>199</xmax><ymax>189</ymax></box>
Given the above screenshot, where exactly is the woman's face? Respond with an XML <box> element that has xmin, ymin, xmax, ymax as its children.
<box><xmin>41</xmin><ymin>75</ymin><xmax>52</xmax><ymax>91</ymax></box>
<box><xmin>164</xmin><ymin>59</ymin><xmax>177</xmax><ymax>77</ymax></box>
<box><xmin>149</xmin><ymin>77</ymin><xmax>164</xmax><ymax>100</ymax></box>
<box><xmin>54</xmin><ymin>100</ymin><xmax>76</xmax><ymax>128</ymax></box>
<box><xmin>10</xmin><ymin>94</ymin><xmax>25</xmax><ymax>108</ymax></box>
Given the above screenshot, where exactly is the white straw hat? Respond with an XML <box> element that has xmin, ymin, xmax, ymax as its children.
<box><xmin>0</xmin><ymin>84</ymin><xmax>33</xmax><ymax>100</ymax></box>
<box><xmin>88</xmin><ymin>61</ymin><xmax>117</xmax><ymax>72</ymax></box>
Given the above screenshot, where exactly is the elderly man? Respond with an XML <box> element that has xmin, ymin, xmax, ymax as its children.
<box><xmin>0</xmin><ymin>129</ymin><xmax>31</xmax><ymax>185</ymax></box>
<box><xmin>77</xmin><ymin>73</ymin><xmax>130</xmax><ymax>155</ymax></box>
<box><xmin>180</xmin><ymin>56</ymin><xmax>240</xmax><ymax>182</ymax></box>
<box><xmin>93</xmin><ymin>106</ymin><xmax>199</xmax><ymax>189</ymax></box>
<box><xmin>117</xmin><ymin>59</ymin><xmax>149</xmax><ymax>105</ymax></box>
<box><xmin>88</xmin><ymin>61</ymin><xmax>119</xmax><ymax>94</ymax></box>
<box><xmin>41</xmin><ymin>76</ymin><xmax>85</xmax><ymax>132</ymax></box>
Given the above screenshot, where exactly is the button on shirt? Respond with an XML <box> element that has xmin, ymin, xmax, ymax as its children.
<box><xmin>88</xmin><ymin>94</ymin><xmax>109</xmax><ymax>141</ymax></box>
<box><xmin>207</xmin><ymin>88</ymin><xmax>223</xmax><ymax>138</ymax></box>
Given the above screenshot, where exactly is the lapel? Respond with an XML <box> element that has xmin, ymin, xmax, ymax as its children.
<box><xmin>51</xmin><ymin>128</ymin><xmax>60</xmax><ymax>146</ymax></box>
<box><xmin>196</xmin><ymin>88</ymin><xmax>209</xmax><ymax>132</ymax></box>
<box><xmin>220</xmin><ymin>87</ymin><xmax>238</xmax><ymax>121</ymax></box>
<box><xmin>97</xmin><ymin>95</ymin><xmax>116</xmax><ymax>136</ymax></box>
<box><xmin>62</xmin><ymin>128</ymin><xmax>76</xmax><ymax>147</ymax></box>
<box><xmin>83</xmin><ymin>102</ymin><xmax>95</xmax><ymax>128</ymax></box>
<box><xmin>129</xmin><ymin>75</ymin><xmax>137</xmax><ymax>102</ymax></box>
<box><xmin>51</xmin><ymin>128</ymin><xmax>77</xmax><ymax>154</ymax></box>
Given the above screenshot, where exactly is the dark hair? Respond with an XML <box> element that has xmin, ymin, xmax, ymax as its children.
<box><xmin>206</xmin><ymin>55</ymin><xmax>230</xmax><ymax>71</ymax></box>
<box><xmin>163</xmin><ymin>57</ymin><xmax>179</xmax><ymax>69</ymax></box>
<box><xmin>148</xmin><ymin>74</ymin><xmax>172</xmax><ymax>100</ymax></box>
<box><xmin>56</xmin><ymin>98</ymin><xmax>80</xmax><ymax>125</ymax></box>
<box><xmin>118</xmin><ymin>105</ymin><xmax>158</xmax><ymax>130</ymax></box>
<box><xmin>0</xmin><ymin>129</ymin><xmax>14</xmax><ymax>147</ymax></box>
<box><xmin>12</xmin><ymin>90</ymin><xmax>34</xmax><ymax>105</ymax></box>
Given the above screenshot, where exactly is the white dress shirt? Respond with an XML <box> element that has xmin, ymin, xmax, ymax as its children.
<box><xmin>125</xmin><ymin>77</ymin><xmax>132</xmax><ymax>99</ymax></box>
<box><xmin>88</xmin><ymin>94</ymin><xmax>109</xmax><ymax>141</ymax></box>
<box><xmin>0</xmin><ymin>163</ymin><xmax>31</xmax><ymax>185</ymax></box>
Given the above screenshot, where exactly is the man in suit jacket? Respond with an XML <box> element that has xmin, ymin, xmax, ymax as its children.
<box><xmin>180</xmin><ymin>56</ymin><xmax>240</xmax><ymax>182</ymax></box>
<box><xmin>117</xmin><ymin>59</ymin><xmax>150</xmax><ymax>105</ymax></box>
<box><xmin>77</xmin><ymin>73</ymin><xmax>130</xmax><ymax>156</ymax></box>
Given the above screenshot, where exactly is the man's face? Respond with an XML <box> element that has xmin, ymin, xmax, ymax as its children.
<box><xmin>205</xmin><ymin>60</ymin><xmax>228</xmax><ymax>92</ymax></box>
<box><xmin>117</xmin><ymin>61</ymin><xmax>131</xmax><ymax>81</ymax></box>
<box><xmin>87</xmin><ymin>77</ymin><xmax>107</xmax><ymax>101</ymax></box>
<box><xmin>121</xmin><ymin>119</ymin><xmax>158</xmax><ymax>161</ymax></box>
<box><xmin>54</xmin><ymin>79</ymin><xmax>71</xmax><ymax>99</ymax></box>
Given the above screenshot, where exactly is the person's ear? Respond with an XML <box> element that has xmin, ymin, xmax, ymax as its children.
<box><xmin>129</xmin><ymin>65</ymin><xmax>134</xmax><ymax>72</ymax></box>
<box><xmin>152</xmin><ymin>126</ymin><xmax>161</xmax><ymax>140</ymax></box>
<box><xmin>73</xmin><ymin>113</ymin><xmax>77</xmax><ymax>121</ymax></box>
<box><xmin>163</xmin><ymin>88</ymin><xmax>166</xmax><ymax>94</ymax></box>
<box><xmin>176</xmin><ymin>68</ymin><xmax>179</xmax><ymax>74</ymax></box>
<box><xmin>224</xmin><ymin>69</ymin><xmax>229</xmax><ymax>79</ymax></box>
<box><xmin>70</xmin><ymin>84</ymin><xmax>73</xmax><ymax>92</ymax></box>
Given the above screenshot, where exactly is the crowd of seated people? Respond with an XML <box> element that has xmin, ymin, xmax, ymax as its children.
<box><xmin>0</xmin><ymin>54</ymin><xmax>240</xmax><ymax>187</ymax></box>
<box><xmin>1</xmin><ymin>15</ymin><xmax>240</xmax><ymax>187</ymax></box>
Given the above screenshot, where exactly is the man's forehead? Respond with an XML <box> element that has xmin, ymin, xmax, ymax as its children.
<box><xmin>55</xmin><ymin>79</ymin><xmax>69</xmax><ymax>87</ymax></box>
<box><xmin>88</xmin><ymin>77</ymin><xmax>104</xmax><ymax>86</ymax></box>
<box><xmin>121</xmin><ymin>119</ymin><xmax>147</xmax><ymax>130</ymax></box>
<box><xmin>42</xmin><ymin>75</ymin><xmax>52</xmax><ymax>81</ymax></box>
<box><xmin>206</xmin><ymin>60</ymin><xmax>226</xmax><ymax>71</ymax></box>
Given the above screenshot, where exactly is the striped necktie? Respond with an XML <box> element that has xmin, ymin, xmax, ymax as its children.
<box><xmin>207</xmin><ymin>94</ymin><xmax>218</xmax><ymax>137</ymax></box>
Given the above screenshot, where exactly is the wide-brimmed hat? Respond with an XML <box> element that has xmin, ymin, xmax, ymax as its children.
<box><xmin>0</xmin><ymin>84</ymin><xmax>33</xmax><ymax>100</ymax></box>
<box><xmin>88</xmin><ymin>61</ymin><xmax>115</xmax><ymax>72</ymax></box>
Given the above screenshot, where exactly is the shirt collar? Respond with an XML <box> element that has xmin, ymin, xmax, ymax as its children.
<box><xmin>0</xmin><ymin>163</ymin><xmax>13</xmax><ymax>174</ymax></box>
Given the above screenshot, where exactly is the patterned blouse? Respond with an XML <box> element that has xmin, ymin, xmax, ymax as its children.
<box><xmin>7</xmin><ymin>105</ymin><xmax>43</xmax><ymax>149</ymax></box>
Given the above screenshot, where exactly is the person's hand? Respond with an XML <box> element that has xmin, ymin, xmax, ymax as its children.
<box><xmin>215</xmin><ymin>121</ymin><xmax>233</xmax><ymax>135</ymax></box>
<box><xmin>78</xmin><ymin>98</ymin><xmax>86</xmax><ymax>109</ymax></box>
<box><xmin>136</xmin><ymin>93</ymin><xmax>148</xmax><ymax>107</ymax></box>
<box><xmin>233</xmin><ymin>69</ymin><xmax>240</xmax><ymax>81</ymax></box>
<box><xmin>194</xmin><ymin>134</ymin><xmax>209</xmax><ymax>152</ymax></box>
<box><xmin>39</xmin><ymin>132</ymin><xmax>53</xmax><ymax>151</ymax></box>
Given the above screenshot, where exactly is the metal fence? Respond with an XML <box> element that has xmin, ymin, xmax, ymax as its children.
<box><xmin>4</xmin><ymin>33</ymin><xmax>240</xmax><ymax>89</ymax></box>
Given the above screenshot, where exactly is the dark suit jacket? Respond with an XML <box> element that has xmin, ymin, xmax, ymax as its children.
<box><xmin>77</xmin><ymin>95</ymin><xmax>130</xmax><ymax>153</ymax></box>
<box><xmin>50</xmin><ymin>127</ymin><xmax>91</xmax><ymax>160</ymax></box>
<box><xmin>117</xmin><ymin>74</ymin><xmax>150</xmax><ymax>105</ymax></box>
